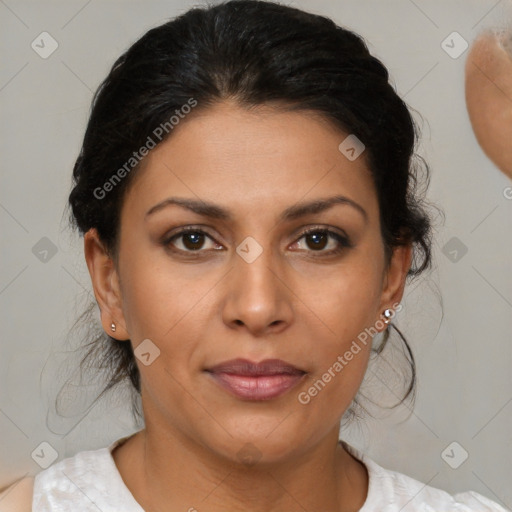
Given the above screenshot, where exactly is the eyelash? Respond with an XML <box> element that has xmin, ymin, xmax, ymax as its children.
<box><xmin>162</xmin><ymin>225</ymin><xmax>353</xmax><ymax>257</ymax></box>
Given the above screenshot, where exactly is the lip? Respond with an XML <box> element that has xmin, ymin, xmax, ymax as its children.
<box><xmin>205</xmin><ymin>358</ymin><xmax>307</xmax><ymax>401</ymax></box>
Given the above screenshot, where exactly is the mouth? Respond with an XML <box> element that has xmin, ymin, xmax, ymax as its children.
<box><xmin>204</xmin><ymin>358</ymin><xmax>307</xmax><ymax>401</ymax></box>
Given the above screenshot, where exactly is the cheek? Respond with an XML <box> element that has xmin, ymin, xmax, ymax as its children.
<box><xmin>296</xmin><ymin>337</ymin><xmax>372</xmax><ymax>431</ymax></box>
<box><xmin>299</xmin><ymin>296</ymin><xmax>375</xmax><ymax>421</ymax></box>
<box><xmin>118</xmin><ymin>261</ymin><xmax>224</xmax><ymax>400</ymax></box>
<box><xmin>117</xmin><ymin>236</ymin><xmax>213</xmax><ymax>340</ymax></box>
<box><xmin>298</xmin><ymin>259</ymin><xmax>382</xmax><ymax>404</ymax></box>
<box><xmin>312</xmin><ymin>281</ymin><xmax>376</xmax><ymax>386</ymax></box>
<box><xmin>306</xmin><ymin>259</ymin><xmax>383</xmax><ymax>338</ymax></box>
<box><xmin>118</xmin><ymin>258</ymin><xmax>211</xmax><ymax>400</ymax></box>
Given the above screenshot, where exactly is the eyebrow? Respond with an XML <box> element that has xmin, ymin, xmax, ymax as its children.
<box><xmin>145</xmin><ymin>195</ymin><xmax>368</xmax><ymax>223</ymax></box>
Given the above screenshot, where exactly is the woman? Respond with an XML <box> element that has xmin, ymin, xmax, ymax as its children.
<box><xmin>4</xmin><ymin>1</ymin><xmax>508</xmax><ymax>510</ymax></box>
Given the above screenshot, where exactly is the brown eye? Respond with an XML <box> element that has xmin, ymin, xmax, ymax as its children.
<box><xmin>292</xmin><ymin>228</ymin><xmax>352</xmax><ymax>255</ymax></box>
<box><xmin>181</xmin><ymin>232</ymin><xmax>206</xmax><ymax>251</ymax></box>
<box><xmin>164</xmin><ymin>228</ymin><xmax>221</xmax><ymax>253</ymax></box>
<box><xmin>304</xmin><ymin>231</ymin><xmax>329</xmax><ymax>251</ymax></box>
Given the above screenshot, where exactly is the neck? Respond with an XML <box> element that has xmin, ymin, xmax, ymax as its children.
<box><xmin>115</xmin><ymin>421</ymin><xmax>368</xmax><ymax>512</ymax></box>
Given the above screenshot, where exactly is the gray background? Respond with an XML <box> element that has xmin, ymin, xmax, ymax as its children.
<box><xmin>1</xmin><ymin>0</ymin><xmax>511</xmax><ymax>508</ymax></box>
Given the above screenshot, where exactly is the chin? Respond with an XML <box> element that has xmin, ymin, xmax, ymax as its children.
<box><xmin>206</xmin><ymin>425</ymin><xmax>304</xmax><ymax>467</ymax></box>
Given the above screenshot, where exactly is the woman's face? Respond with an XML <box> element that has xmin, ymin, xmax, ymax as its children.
<box><xmin>86</xmin><ymin>100</ymin><xmax>410</xmax><ymax>463</ymax></box>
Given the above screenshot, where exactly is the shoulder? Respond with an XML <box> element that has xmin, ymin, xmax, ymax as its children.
<box><xmin>31</xmin><ymin>444</ymin><xmax>116</xmax><ymax>511</ymax></box>
<box><xmin>30</xmin><ymin>435</ymin><xmax>143</xmax><ymax>512</ymax></box>
<box><xmin>376</xmin><ymin>465</ymin><xmax>508</xmax><ymax>511</ymax></box>
<box><xmin>0</xmin><ymin>477</ymin><xmax>34</xmax><ymax>512</ymax></box>
<box><xmin>341</xmin><ymin>441</ymin><xmax>509</xmax><ymax>512</ymax></box>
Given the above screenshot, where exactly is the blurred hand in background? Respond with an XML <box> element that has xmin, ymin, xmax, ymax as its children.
<box><xmin>465</xmin><ymin>29</ymin><xmax>512</xmax><ymax>179</ymax></box>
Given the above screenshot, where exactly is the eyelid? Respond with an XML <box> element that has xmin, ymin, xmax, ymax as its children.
<box><xmin>295</xmin><ymin>225</ymin><xmax>351</xmax><ymax>244</ymax></box>
<box><xmin>162</xmin><ymin>224</ymin><xmax>353</xmax><ymax>254</ymax></box>
<box><xmin>291</xmin><ymin>226</ymin><xmax>353</xmax><ymax>254</ymax></box>
<box><xmin>162</xmin><ymin>225</ymin><xmax>223</xmax><ymax>249</ymax></box>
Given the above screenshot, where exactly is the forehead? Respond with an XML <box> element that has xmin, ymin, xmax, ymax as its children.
<box><xmin>122</xmin><ymin>100</ymin><xmax>378</xmax><ymax>221</ymax></box>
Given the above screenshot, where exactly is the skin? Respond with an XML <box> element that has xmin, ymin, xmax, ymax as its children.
<box><xmin>465</xmin><ymin>30</ymin><xmax>512</xmax><ymax>179</ymax></box>
<box><xmin>84</xmin><ymin>99</ymin><xmax>412</xmax><ymax>512</ymax></box>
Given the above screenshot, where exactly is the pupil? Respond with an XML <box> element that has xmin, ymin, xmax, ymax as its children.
<box><xmin>184</xmin><ymin>232</ymin><xmax>204</xmax><ymax>250</ymax></box>
<box><xmin>307</xmin><ymin>232</ymin><xmax>327</xmax><ymax>250</ymax></box>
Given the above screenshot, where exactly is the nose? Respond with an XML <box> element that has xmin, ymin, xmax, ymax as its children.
<box><xmin>221</xmin><ymin>240</ymin><xmax>294</xmax><ymax>337</ymax></box>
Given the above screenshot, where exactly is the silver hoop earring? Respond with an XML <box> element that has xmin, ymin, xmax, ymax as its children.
<box><xmin>383</xmin><ymin>309</ymin><xmax>393</xmax><ymax>325</ymax></box>
<box><xmin>111</xmin><ymin>322</ymin><xmax>116</xmax><ymax>332</ymax></box>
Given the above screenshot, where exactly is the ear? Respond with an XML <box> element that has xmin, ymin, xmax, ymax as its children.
<box><xmin>83</xmin><ymin>228</ymin><xmax>130</xmax><ymax>341</ymax></box>
<box><xmin>376</xmin><ymin>243</ymin><xmax>413</xmax><ymax>331</ymax></box>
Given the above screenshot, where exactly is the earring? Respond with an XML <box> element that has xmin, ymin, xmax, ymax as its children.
<box><xmin>111</xmin><ymin>322</ymin><xmax>116</xmax><ymax>332</ymax></box>
<box><xmin>383</xmin><ymin>309</ymin><xmax>393</xmax><ymax>325</ymax></box>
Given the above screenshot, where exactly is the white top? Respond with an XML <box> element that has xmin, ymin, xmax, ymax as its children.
<box><xmin>32</xmin><ymin>434</ymin><xmax>509</xmax><ymax>511</ymax></box>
